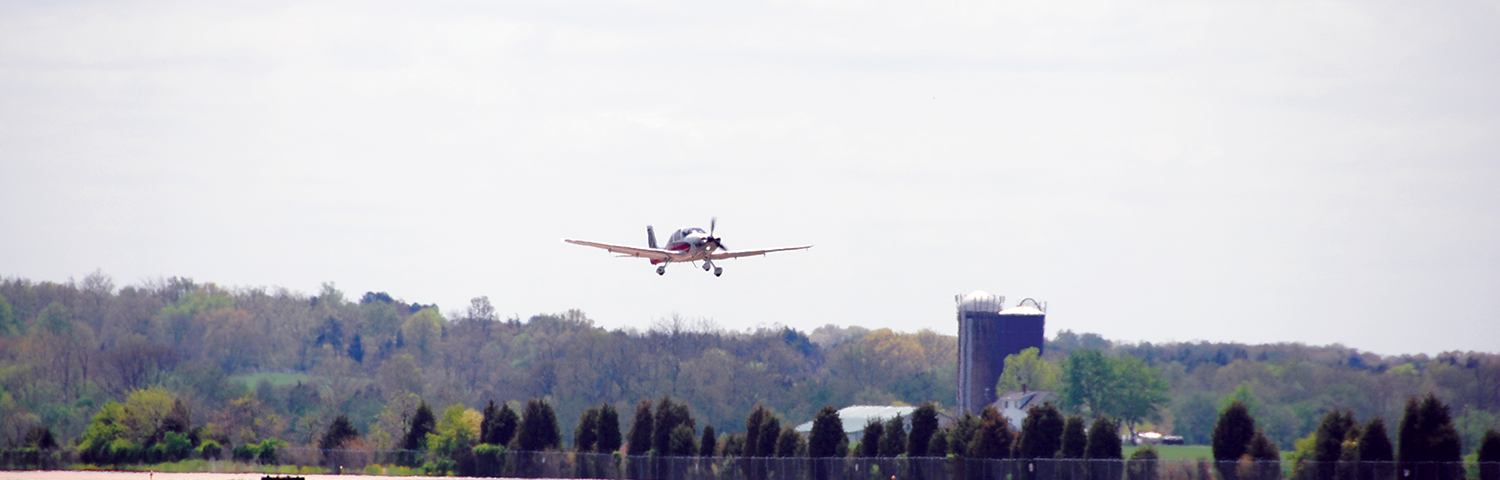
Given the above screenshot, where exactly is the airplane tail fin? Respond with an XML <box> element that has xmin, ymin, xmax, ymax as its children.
<box><xmin>647</xmin><ymin>225</ymin><xmax>657</xmax><ymax>249</ymax></box>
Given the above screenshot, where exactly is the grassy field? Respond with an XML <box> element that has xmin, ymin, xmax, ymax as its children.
<box><xmin>228</xmin><ymin>372</ymin><xmax>312</xmax><ymax>388</ymax></box>
<box><xmin>1123</xmin><ymin>444</ymin><xmax>1214</xmax><ymax>461</ymax></box>
<box><xmin>1123</xmin><ymin>444</ymin><xmax>1300</xmax><ymax>462</ymax></box>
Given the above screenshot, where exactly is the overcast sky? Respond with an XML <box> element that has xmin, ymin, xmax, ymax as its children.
<box><xmin>1</xmin><ymin>0</ymin><xmax>1496</xmax><ymax>356</ymax></box>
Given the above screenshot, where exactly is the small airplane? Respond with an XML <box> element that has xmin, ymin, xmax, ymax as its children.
<box><xmin>564</xmin><ymin>218</ymin><xmax>811</xmax><ymax>276</ymax></box>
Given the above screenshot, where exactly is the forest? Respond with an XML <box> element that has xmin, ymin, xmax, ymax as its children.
<box><xmin>0</xmin><ymin>272</ymin><xmax>1496</xmax><ymax>462</ymax></box>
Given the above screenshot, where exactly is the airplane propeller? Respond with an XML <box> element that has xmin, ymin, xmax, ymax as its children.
<box><xmin>705</xmin><ymin>217</ymin><xmax>728</xmax><ymax>251</ymax></box>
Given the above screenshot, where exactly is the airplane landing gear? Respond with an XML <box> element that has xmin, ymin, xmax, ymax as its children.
<box><xmin>714</xmin><ymin>267</ymin><xmax>723</xmax><ymax>277</ymax></box>
<box><xmin>703</xmin><ymin>262</ymin><xmax>711</xmax><ymax>271</ymax></box>
<box><xmin>656</xmin><ymin>265</ymin><xmax>666</xmax><ymax>276</ymax></box>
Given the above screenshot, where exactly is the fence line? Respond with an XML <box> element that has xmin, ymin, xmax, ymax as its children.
<box><xmin>5</xmin><ymin>448</ymin><xmax>1495</xmax><ymax>480</ymax></box>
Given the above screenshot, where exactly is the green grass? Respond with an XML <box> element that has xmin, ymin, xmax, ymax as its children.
<box><xmin>1124</xmin><ymin>444</ymin><xmax>1214</xmax><ymax>461</ymax></box>
<box><xmin>230</xmin><ymin>372</ymin><xmax>312</xmax><ymax>388</ymax></box>
<box><xmin>1123</xmin><ymin>444</ymin><xmax>1299</xmax><ymax>462</ymax></box>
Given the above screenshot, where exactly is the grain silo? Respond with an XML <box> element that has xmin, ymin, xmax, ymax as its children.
<box><xmin>956</xmin><ymin>291</ymin><xmax>1046</xmax><ymax>415</ymax></box>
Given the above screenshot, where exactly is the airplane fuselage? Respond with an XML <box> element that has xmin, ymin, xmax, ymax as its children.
<box><xmin>655</xmin><ymin>227</ymin><xmax>718</xmax><ymax>264</ymax></box>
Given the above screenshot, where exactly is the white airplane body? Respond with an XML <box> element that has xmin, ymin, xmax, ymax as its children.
<box><xmin>564</xmin><ymin>219</ymin><xmax>810</xmax><ymax>276</ymax></box>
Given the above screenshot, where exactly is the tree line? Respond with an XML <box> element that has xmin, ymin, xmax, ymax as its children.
<box><xmin>1</xmin><ymin>273</ymin><xmax>1498</xmax><ymax>467</ymax></box>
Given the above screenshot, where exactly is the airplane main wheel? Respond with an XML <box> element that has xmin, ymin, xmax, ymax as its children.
<box><xmin>703</xmin><ymin>263</ymin><xmax>711</xmax><ymax>271</ymax></box>
<box><xmin>656</xmin><ymin>266</ymin><xmax>666</xmax><ymax>276</ymax></box>
<box><xmin>714</xmin><ymin>267</ymin><xmax>723</xmax><ymax>277</ymax></box>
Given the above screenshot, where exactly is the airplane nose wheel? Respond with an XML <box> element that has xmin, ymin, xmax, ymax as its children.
<box><xmin>714</xmin><ymin>267</ymin><xmax>723</xmax><ymax>277</ymax></box>
<box><xmin>656</xmin><ymin>265</ymin><xmax>666</xmax><ymax>276</ymax></box>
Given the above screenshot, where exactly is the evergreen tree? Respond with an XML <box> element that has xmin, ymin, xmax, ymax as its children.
<box><xmin>319</xmin><ymin>414</ymin><xmax>361</xmax><ymax>450</ymax></box>
<box><xmin>404</xmin><ymin>401</ymin><xmax>437</xmax><ymax>451</ymax></box>
<box><xmin>809</xmin><ymin>406</ymin><xmax>844</xmax><ymax>458</ymax></box>
<box><xmin>1084</xmin><ymin>416</ymin><xmax>1121</xmax><ymax>459</ymax></box>
<box><xmin>480</xmin><ymin>400</ymin><xmax>501</xmax><ymax>444</ymax></box>
<box><xmin>491</xmin><ymin>402</ymin><xmax>520</xmax><ymax>446</ymax></box>
<box><xmin>1478</xmin><ymin>429</ymin><xmax>1500</xmax><ymax>461</ymax></box>
<box><xmin>1061</xmin><ymin>415</ymin><xmax>1087</xmax><ymax>459</ymax></box>
<box><xmin>575</xmin><ymin>407</ymin><xmax>600</xmax><ymax>452</ymax></box>
<box><xmin>627</xmin><ymin>400</ymin><xmax>654</xmax><ymax>456</ymax></box>
<box><xmin>517</xmin><ymin>398</ymin><xmax>561</xmax><ymax>451</ymax></box>
<box><xmin>1399</xmin><ymin>394</ymin><xmax>1468</xmax><ymax>480</ymax></box>
<box><xmin>699</xmin><ymin>425</ymin><xmax>717</xmax><ymax>457</ymax></box>
<box><xmin>775</xmin><ymin>426</ymin><xmax>803</xmax><ymax>457</ymax></box>
<box><xmin>859</xmin><ymin>418</ymin><xmax>885</xmax><ymax>457</ymax></box>
<box><xmin>1017</xmin><ymin>402</ymin><xmax>1065</xmax><ymax>459</ymax></box>
<box><xmin>1398</xmin><ymin>396</ymin><xmax>1426</xmax><ymax>464</ymax></box>
<box><xmin>653</xmin><ymin>396</ymin><xmax>679</xmax><ymax>455</ymax></box>
<box><xmin>968</xmin><ymin>407</ymin><xmax>1012</xmax><ymax>459</ymax></box>
<box><xmin>652</xmin><ymin>396</ymin><xmax>694</xmax><ymax>456</ymax></box>
<box><xmin>879</xmin><ymin>414</ymin><xmax>906</xmax><ymax>457</ymax></box>
<box><xmin>909</xmin><ymin>402</ymin><xmax>939</xmax><ymax>457</ymax></box>
<box><xmin>1315</xmin><ymin>409</ymin><xmax>1358</xmax><ymax>480</ymax></box>
<box><xmin>1418</xmin><ymin>394</ymin><xmax>1462</xmax><ymax>463</ymax></box>
<box><xmin>1478</xmin><ymin>429</ymin><xmax>1500</xmax><ymax>480</ymax></box>
<box><xmin>1213</xmin><ymin>400</ymin><xmax>1256</xmax><ymax>462</ymax></box>
<box><xmin>1359</xmin><ymin>418</ymin><xmax>1394</xmax><ymax>462</ymax></box>
<box><xmin>744</xmin><ymin>405</ymin><xmax>768</xmax><ymax>457</ymax></box>
<box><xmin>348</xmin><ymin>333</ymin><xmax>364</xmax><ymax>363</ymax></box>
<box><xmin>1213</xmin><ymin>400</ymin><xmax>1255</xmax><ymax>480</ymax></box>
<box><xmin>757</xmin><ymin>416</ymin><xmax>781</xmax><ymax>458</ymax></box>
<box><xmin>927</xmin><ymin>428</ymin><xmax>949</xmax><ymax>457</ymax></box>
<box><xmin>669</xmin><ymin>424</ymin><xmax>697</xmax><ymax>456</ymax></box>
<box><xmin>1247</xmin><ymin>430</ymin><xmax>1279</xmax><ymax>461</ymax></box>
<box><xmin>597</xmin><ymin>403</ymin><xmax>623</xmax><ymax>453</ymax></box>
<box><xmin>949</xmin><ymin>412</ymin><xmax>980</xmax><ymax>457</ymax></box>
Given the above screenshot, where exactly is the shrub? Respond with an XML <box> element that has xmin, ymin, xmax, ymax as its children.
<box><xmin>197</xmin><ymin>440</ymin><xmax>222</xmax><ymax>460</ymax></box>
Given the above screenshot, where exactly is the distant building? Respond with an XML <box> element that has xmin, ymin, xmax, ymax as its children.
<box><xmin>793</xmin><ymin>405</ymin><xmax>916</xmax><ymax>443</ymax></box>
<box><xmin>991</xmin><ymin>389</ymin><xmax>1057</xmax><ymax>431</ymax></box>
<box><xmin>956</xmin><ymin>291</ymin><xmax>1046</xmax><ymax>415</ymax></box>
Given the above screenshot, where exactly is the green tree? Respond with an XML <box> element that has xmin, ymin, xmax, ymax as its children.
<box><xmin>1061</xmin><ymin>415</ymin><xmax>1087</xmax><ymax>459</ymax></box>
<box><xmin>1478</xmin><ymin>429</ymin><xmax>1500</xmax><ymax>480</ymax></box>
<box><xmin>757</xmin><ymin>416</ymin><xmax>781</xmax><ymax>459</ymax></box>
<box><xmin>879</xmin><ymin>413</ymin><xmax>906</xmax><ymax>457</ymax></box>
<box><xmin>744</xmin><ymin>405</ymin><xmax>767</xmax><ymax>457</ymax></box>
<box><xmin>319</xmin><ymin>414</ymin><xmax>360</xmax><ymax>450</ymax></box>
<box><xmin>859</xmin><ymin>418</ymin><xmax>884</xmax><ymax>457</ymax></box>
<box><xmin>1358</xmin><ymin>418</ymin><xmax>1393</xmax><ymax>462</ymax></box>
<box><xmin>1173</xmin><ymin>393</ymin><xmax>1220</xmax><ymax>445</ymax></box>
<box><xmin>1314</xmin><ymin>409</ymin><xmax>1358</xmax><ymax>480</ymax></box>
<box><xmin>1106</xmin><ymin>355</ymin><xmax>1168</xmax><ymax>434</ymax></box>
<box><xmin>517</xmin><ymin>399</ymin><xmax>560</xmax><ymax>451</ymax></box>
<box><xmin>627</xmin><ymin>400</ymin><xmax>653</xmax><ymax>456</ymax></box>
<box><xmin>1084</xmin><ymin>416</ymin><xmax>1121</xmax><ymax>459</ymax></box>
<box><xmin>1016</xmin><ymin>402</ymin><xmax>1065</xmax><ymax>459</ymax></box>
<box><xmin>597</xmin><ymin>403</ymin><xmax>622</xmax><ymax>453</ymax></box>
<box><xmin>909</xmin><ymin>402</ymin><xmax>939</xmax><ymax>457</ymax></box>
<box><xmin>968</xmin><ymin>407</ymin><xmax>1012</xmax><ymax>459</ymax></box>
<box><xmin>1213</xmin><ymin>401</ymin><xmax>1256</xmax><ymax>480</ymax></box>
<box><xmin>575</xmin><ymin>407</ymin><xmax>599</xmax><ymax>452</ymax></box>
<box><xmin>1247</xmin><ymin>430</ymin><xmax>1279</xmax><ymax>460</ymax></box>
<box><xmin>404</xmin><ymin>402</ymin><xmax>436</xmax><ymax>451</ymax></box>
<box><xmin>996</xmin><ymin>347</ymin><xmax>1060</xmax><ymax>393</ymax></box>
<box><xmin>401</xmin><ymin>308</ymin><xmax>444</xmax><ymax>361</ymax></box>
<box><xmin>652</xmin><ymin>396</ymin><xmax>694</xmax><ymax>455</ymax></box>
<box><xmin>1061</xmin><ymin>349</ymin><xmax>1113</xmax><ymax>415</ymax></box>
<box><xmin>669</xmin><ymin>424</ymin><xmax>697</xmax><ymax>456</ymax></box>
<box><xmin>775</xmin><ymin>426</ymin><xmax>804</xmax><ymax>457</ymax></box>
<box><xmin>0</xmin><ymin>293</ymin><xmax>19</xmax><ymax>336</ymax></box>
<box><xmin>809</xmin><ymin>406</ymin><xmax>844</xmax><ymax>458</ymax></box>
<box><xmin>948</xmin><ymin>412</ymin><xmax>979</xmax><ymax>457</ymax></box>
<box><xmin>699</xmin><ymin>425</ymin><xmax>716</xmax><ymax>457</ymax></box>
<box><xmin>927</xmin><ymin>429</ymin><xmax>948</xmax><ymax>457</ymax></box>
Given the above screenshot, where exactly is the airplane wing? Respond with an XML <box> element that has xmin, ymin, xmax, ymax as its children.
<box><xmin>563</xmin><ymin>239</ymin><xmax>675</xmax><ymax>261</ymax></box>
<box><xmin>708</xmin><ymin>245</ymin><xmax>812</xmax><ymax>260</ymax></box>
